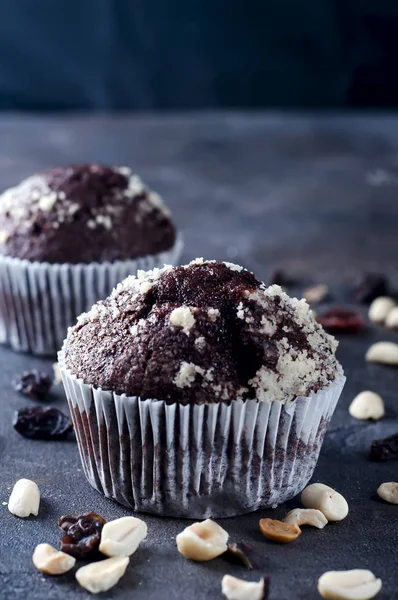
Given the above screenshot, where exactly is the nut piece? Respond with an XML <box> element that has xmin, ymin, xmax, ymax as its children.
<box><xmin>259</xmin><ymin>518</ymin><xmax>301</xmax><ymax>543</ymax></box>
<box><xmin>222</xmin><ymin>575</ymin><xmax>269</xmax><ymax>600</ymax></box>
<box><xmin>8</xmin><ymin>478</ymin><xmax>40</xmax><ymax>518</ymax></box>
<box><xmin>176</xmin><ymin>519</ymin><xmax>229</xmax><ymax>561</ymax></box>
<box><xmin>99</xmin><ymin>516</ymin><xmax>147</xmax><ymax>557</ymax></box>
<box><xmin>52</xmin><ymin>362</ymin><xmax>62</xmax><ymax>384</ymax></box>
<box><xmin>377</xmin><ymin>482</ymin><xmax>398</xmax><ymax>504</ymax></box>
<box><xmin>385</xmin><ymin>306</ymin><xmax>398</xmax><ymax>329</ymax></box>
<box><xmin>32</xmin><ymin>543</ymin><xmax>76</xmax><ymax>575</ymax></box>
<box><xmin>75</xmin><ymin>556</ymin><xmax>129</xmax><ymax>594</ymax></box>
<box><xmin>368</xmin><ymin>296</ymin><xmax>396</xmax><ymax>324</ymax></box>
<box><xmin>318</xmin><ymin>569</ymin><xmax>382</xmax><ymax>600</ymax></box>
<box><xmin>304</xmin><ymin>285</ymin><xmax>329</xmax><ymax>305</ymax></box>
<box><xmin>283</xmin><ymin>508</ymin><xmax>328</xmax><ymax>529</ymax></box>
<box><xmin>301</xmin><ymin>483</ymin><xmax>348</xmax><ymax>521</ymax></box>
<box><xmin>348</xmin><ymin>391</ymin><xmax>385</xmax><ymax>421</ymax></box>
<box><xmin>366</xmin><ymin>341</ymin><xmax>398</xmax><ymax>365</ymax></box>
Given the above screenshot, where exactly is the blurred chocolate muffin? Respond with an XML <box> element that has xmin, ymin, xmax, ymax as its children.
<box><xmin>0</xmin><ymin>164</ymin><xmax>176</xmax><ymax>263</ymax></box>
<box><xmin>0</xmin><ymin>164</ymin><xmax>181</xmax><ymax>356</ymax></box>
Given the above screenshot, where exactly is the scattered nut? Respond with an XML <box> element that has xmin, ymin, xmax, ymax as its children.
<box><xmin>283</xmin><ymin>508</ymin><xmax>328</xmax><ymax>529</ymax></box>
<box><xmin>176</xmin><ymin>519</ymin><xmax>229</xmax><ymax>561</ymax></box>
<box><xmin>304</xmin><ymin>284</ymin><xmax>329</xmax><ymax>304</ymax></box>
<box><xmin>377</xmin><ymin>482</ymin><xmax>398</xmax><ymax>504</ymax></box>
<box><xmin>8</xmin><ymin>478</ymin><xmax>40</xmax><ymax>518</ymax></box>
<box><xmin>259</xmin><ymin>518</ymin><xmax>301</xmax><ymax>543</ymax></box>
<box><xmin>385</xmin><ymin>307</ymin><xmax>398</xmax><ymax>329</ymax></box>
<box><xmin>75</xmin><ymin>555</ymin><xmax>129</xmax><ymax>594</ymax></box>
<box><xmin>222</xmin><ymin>574</ymin><xmax>270</xmax><ymax>600</ymax></box>
<box><xmin>301</xmin><ymin>483</ymin><xmax>348</xmax><ymax>521</ymax></box>
<box><xmin>368</xmin><ymin>296</ymin><xmax>396</xmax><ymax>324</ymax></box>
<box><xmin>348</xmin><ymin>391</ymin><xmax>385</xmax><ymax>421</ymax></box>
<box><xmin>318</xmin><ymin>569</ymin><xmax>382</xmax><ymax>600</ymax></box>
<box><xmin>99</xmin><ymin>516</ymin><xmax>147</xmax><ymax>557</ymax></box>
<box><xmin>366</xmin><ymin>341</ymin><xmax>398</xmax><ymax>365</ymax></box>
<box><xmin>32</xmin><ymin>543</ymin><xmax>76</xmax><ymax>575</ymax></box>
<box><xmin>52</xmin><ymin>362</ymin><xmax>62</xmax><ymax>384</ymax></box>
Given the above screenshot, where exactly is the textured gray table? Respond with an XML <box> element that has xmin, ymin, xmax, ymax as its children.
<box><xmin>0</xmin><ymin>112</ymin><xmax>398</xmax><ymax>600</ymax></box>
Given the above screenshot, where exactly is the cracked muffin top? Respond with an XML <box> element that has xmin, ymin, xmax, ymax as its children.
<box><xmin>0</xmin><ymin>164</ymin><xmax>176</xmax><ymax>263</ymax></box>
<box><xmin>64</xmin><ymin>259</ymin><xmax>339</xmax><ymax>404</ymax></box>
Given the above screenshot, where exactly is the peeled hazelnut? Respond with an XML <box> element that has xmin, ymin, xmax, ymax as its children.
<box><xmin>176</xmin><ymin>519</ymin><xmax>229</xmax><ymax>561</ymax></box>
<box><xmin>377</xmin><ymin>482</ymin><xmax>398</xmax><ymax>504</ymax></box>
<box><xmin>301</xmin><ymin>483</ymin><xmax>348</xmax><ymax>521</ymax></box>
<box><xmin>303</xmin><ymin>284</ymin><xmax>329</xmax><ymax>304</ymax></box>
<box><xmin>8</xmin><ymin>478</ymin><xmax>40</xmax><ymax>518</ymax></box>
<box><xmin>348</xmin><ymin>391</ymin><xmax>385</xmax><ymax>421</ymax></box>
<box><xmin>368</xmin><ymin>296</ymin><xmax>396</xmax><ymax>324</ymax></box>
<box><xmin>32</xmin><ymin>543</ymin><xmax>76</xmax><ymax>575</ymax></box>
<box><xmin>283</xmin><ymin>508</ymin><xmax>327</xmax><ymax>529</ymax></box>
<box><xmin>318</xmin><ymin>569</ymin><xmax>382</xmax><ymax>600</ymax></box>
<box><xmin>221</xmin><ymin>575</ymin><xmax>269</xmax><ymax>600</ymax></box>
<box><xmin>385</xmin><ymin>307</ymin><xmax>398</xmax><ymax>329</ymax></box>
<box><xmin>99</xmin><ymin>516</ymin><xmax>147</xmax><ymax>557</ymax></box>
<box><xmin>366</xmin><ymin>341</ymin><xmax>398</xmax><ymax>365</ymax></box>
<box><xmin>259</xmin><ymin>518</ymin><xmax>301</xmax><ymax>543</ymax></box>
<box><xmin>75</xmin><ymin>556</ymin><xmax>129</xmax><ymax>594</ymax></box>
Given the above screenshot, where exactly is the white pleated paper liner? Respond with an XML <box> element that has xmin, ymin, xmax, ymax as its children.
<box><xmin>0</xmin><ymin>234</ymin><xmax>183</xmax><ymax>356</ymax></box>
<box><xmin>58</xmin><ymin>348</ymin><xmax>345</xmax><ymax>519</ymax></box>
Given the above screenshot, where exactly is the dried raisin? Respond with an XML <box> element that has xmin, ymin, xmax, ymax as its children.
<box><xmin>13</xmin><ymin>406</ymin><xmax>72</xmax><ymax>440</ymax></box>
<box><xmin>13</xmin><ymin>370</ymin><xmax>52</xmax><ymax>401</ymax></box>
<box><xmin>370</xmin><ymin>433</ymin><xmax>398</xmax><ymax>461</ymax></box>
<box><xmin>317</xmin><ymin>307</ymin><xmax>364</xmax><ymax>333</ymax></box>
<box><xmin>58</xmin><ymin>512</ymin><xmax>106</xmax><ymax>558</ymax></box>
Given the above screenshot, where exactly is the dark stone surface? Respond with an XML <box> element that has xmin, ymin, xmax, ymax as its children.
<box><xmin>0</xmin><ymin>112</ymin><xmax>397</xmax><ymax>599</ymax></box>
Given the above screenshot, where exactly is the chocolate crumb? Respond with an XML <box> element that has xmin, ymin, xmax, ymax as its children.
<box><xmin>225</xmin><ymin>542</ymin><xmax>264</xmax><ymax>570</ymax></box>
<box><xmin>370</xmin><ymin>432</ymin><xmax>398</xmax><ymax>461</ymax></box>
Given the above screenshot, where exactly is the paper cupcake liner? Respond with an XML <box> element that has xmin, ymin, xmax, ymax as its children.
<box><xmin>0</xmin><ymin>235</ymin><xmax>183</xmax><ymax>356</ymax></box>
<box><xmin>59</xmin><ymin>348</ymin><xmax>345</xmax><ymax>519</ymax></box>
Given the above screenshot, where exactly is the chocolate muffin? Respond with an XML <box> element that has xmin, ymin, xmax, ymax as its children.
<box><xmin>0</xmin><ymin>164</ymin><xmax>182</xmax><ymax>355</ymax></box>
<box><xmin>60</xmin><ymin>259</ymin><xmax>345</xmax><ymax>518</ymax></box>
<box><xmin>0</xmin><ymin>164</ymin><xmax>176</xmax><ymax>263</ymax></box>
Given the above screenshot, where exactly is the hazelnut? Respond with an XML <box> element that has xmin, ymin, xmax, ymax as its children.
<box><xmin>259</xmin><ymin>518</ymin><xmax>301</xmax><ymax>543</ymax></box>
<box><xmin>348</xmin><ymin>391</ymin><xmax>385</xmax><ymax>421</ymax></box>
<box><xmin>303</xmin><ymin>284</ymin><xmax>329</xmax><ymax>304</ymax></box>
<box><xmin>366</xmin><ymin>341</ymin><xmax>398</xmax><ymax>365</ymax></box>
<box><xmin>32</xmin><ymin>543</ymin><xmax>76</xmax><ymax>575</ymax></box>
<box><xmin>221</xmin><ymin>574</ymin><xmax>269</xmax><ymax>600</ymax></box>
<box><xmin>301</xmin><ymin>483</ymin><xmax>348</xmax><ymax>521</ymax></box>
<box><xmin>368</xmin><ymin>296</ymin><xmax>396</xmax><ymax>324</ymax></box>
<box><xmin>99</xmin><ymin>516</ymin><xmax>147</xmax><ymax>557</ymax></box>
<box><xmin>176</xmin><ymin>519</ymin><xmax>229</xmax><ymax>561</ymax></box>
<box><xmin>318</xmin><ymin>569</ymin><xmax>382</xmax><ymax>600</ymax></box>
<box><xmin>377</xmin><ymin>482</ymin><xmax>398</xmax><ymax>504</ymax></box>
<box><xmin>75</xmin><ymin>556</ymin><xmax>129</xmax><ymax>594</ymax></box>
<box><xmin>8</xmin><ymin>478</ymin><xmax>40</xmax><ymax>518</ymax></box>
<box><xmin>283</xmin><ymin>508</ymin><xmax>327</xmax><ymax>529</ymax></box>
<box><xmin>385</xmin><ymin>307</ymin><xmax>398</xmax><ymax>329</ymax></box>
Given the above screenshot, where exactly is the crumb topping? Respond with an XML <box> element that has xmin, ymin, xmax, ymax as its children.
<box><xmin>65</xmin><ymin>259</ymin><xmax>339</xmax><ymax>405</ymax></box>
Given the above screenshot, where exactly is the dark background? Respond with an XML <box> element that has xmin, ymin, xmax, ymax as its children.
<box><xmin>1</xmin><ymin>1</ymin><xmax>398</xmax><ymax>111</ymax></box>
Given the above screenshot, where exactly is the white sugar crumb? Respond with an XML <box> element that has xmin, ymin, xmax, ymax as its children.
<box><xmin>195</xmin><ymin>336</ymin><xmax>206</xmax><ymax>350</ymax></box>
<box><xmin>125</xmin><ymin>174</ymin><xmax>145</xmax><ymax>197</ymax></box>
<box><xmin>0</xmin><ymin>230</ymin><xmax>9</xmax><ymax>244</ymax></box>
<box><xmin>207</xmin><ymin>308</ymin><xmax>220</xmax><ymax>321</ymax></box>
<box><xmin>95</xmin><ymin>214</ymin><xmax>112</xmax><ymax>230</ymax></box>
<box><xmin>189</xmin><ymin>257</ymin><xmax>204</xmax><ymax>266</ymax></box>
<box><xmin>117</xmin><ymin>166</ymin><xmax>132</xmax><ymax>177</ymax></box>
<box><xmin>139</xmin><ymin>281</ymin><xmax>152</xmax><ymax>295</ymax></box>
<box><xmin>169</xmin><ymin>306</ymin><xmax>196</xmax><ymax>334</ymax></box>
<box><xmin>174</xmin><ymin>362</ymin><xmax>203</xmax><ymax>388</ymax></box>
<box><xmin>147</xmin><ymin>191</ymin><xmax>171</xmax><ymax>216</ymax></box>
<box><xmin>38</xmin><ymin>192</ymin><xmax>57</xmax><ymax>212</ymax></box>
<box><xmin>223</xmin><ymin>261</ymin><xmax>244</xmax><ymax>272</ymax></box>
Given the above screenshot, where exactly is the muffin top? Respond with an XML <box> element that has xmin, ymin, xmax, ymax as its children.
<box><xmin>0</xmin><ymin>164</ymin><xmax>176</xmax><ymax>263</ymax></box>
<box><xmin>64</xmin><ymin>259</ymin><xmax>339</xmax><ymax>405</ymax></box>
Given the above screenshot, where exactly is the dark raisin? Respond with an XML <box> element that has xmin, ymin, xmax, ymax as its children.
<box><xmin>224</xmin><ymin>542</ymin><xmax>264</xmax><ymax>570</ymax></box>
<box><xmin>269</xmin><ymin>269</ymin><xmax>296</xmax><ymax>287</ymax></box>
<box><xmin>316</xmin><ymin>307</ymin><xmax>364</xmax><ymax>333</ymax></box>
<box><xmin>262</xmin><ymin>575</ymin><xmax>271</xmax><ymax>599</ymax></box>
<box><xmin>58</xmin><ymin>512</ymin><xmax>106</xmax><ymax>558</ymax></box>
<box><xmin>354</xmin><ymin>273</ymin><xmax>389</xmax><ymax>304</ymax></box>
<box><xmin>13</xmin><ymin>406</ymin><xmax>72</xmax><ymax>440</ymax></box>
<box><xmin>370</xmin><ymin>433</ymin><xmax>398</xmax><ymax>461</ymax></box>
<box><xmin>13</xmin><ymin>370</ymin><xmax>52</xmax><ymax>401</ymax></box>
